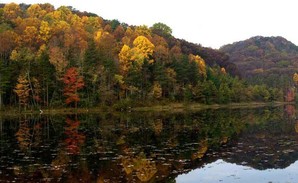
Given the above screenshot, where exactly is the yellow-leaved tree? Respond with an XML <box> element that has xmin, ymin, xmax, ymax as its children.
<box><xmin>21</xmin><ymin>26</ymin><xmax>39</xmax><ymax>49</ymax></box>
<box><xmin>118</xmin><ymin>35</ymin><xmax>154</xmax><ymax>74</ymax></box>
<box><xmin>3</xmin><ymin>3</ymin><xmax>22</xmax><ymax>21</ymax></box>
<box><xmin>26</xmin><ymin>4</ymin><xmax>46</xmax><ymax>18</ymax></box>
<box><xmin>117</xmin><ymin>36</ymin><xmax>155</xmax><ymax>98</ymax></box>
<box><xmin>131</xmin><ymin>35</ymin><xmax>155</xmax><ymax>66</ymax></box>
<box><xmin>118</xmin><ymin>44</ymin><xmax>132</xmax><ymax>76</ymax></box>
<box><xmin>293</xmin><ymin>73</ymin><xmax>298</xmax><ymax>85</ymax></box>
<box><xmin>189</xmin><ymin>54</ymin><xmax>207</xmax><ymax>79</ymax></box>
<box><xmin>39</xmin><ymin>21</ymin><xmax>51</xmax><ymax>43</ymax></box>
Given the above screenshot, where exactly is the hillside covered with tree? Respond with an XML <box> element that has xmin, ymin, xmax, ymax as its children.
<box><xmin>0</xmin><ymin>3</ymin><xmax>285</xmax><ymax>110</ymax></box>
<box><xmin>220</xmin><ymin>36</ymin><xmax>298</xmax><ymax>88</ymax></box>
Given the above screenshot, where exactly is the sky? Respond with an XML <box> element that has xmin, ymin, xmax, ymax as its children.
<box><xmin>176</xmin><ymin>159</ymin><xmax>298</xmax><ymax>183</ymax></box>
<box><xmin>2</xmin><ymin>0</ymin><xmax>298</xmax><ymax>49</ymax></box>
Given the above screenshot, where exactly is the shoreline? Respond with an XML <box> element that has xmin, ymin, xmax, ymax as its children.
<box><xmin>0</xmin><ymin>101</ymin><xmax>293</xmax><ymax>116</ymax></box>
<box><xmin>132</xmin><ymin>101</ymin><xmax>293</xmax><ymax>112</ymax></box>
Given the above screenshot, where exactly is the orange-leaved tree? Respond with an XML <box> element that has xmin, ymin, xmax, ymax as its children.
<box><xmin>14</xmin><ymin>73</ymin><xmax>30</xmax><ymax>111</ymax></box>
<box><xmin>63</xmin><ymin>67</ymin><xmax>84</xmax><ymax>108</ymax></box>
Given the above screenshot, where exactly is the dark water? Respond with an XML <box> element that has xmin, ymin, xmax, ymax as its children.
<box><xmin>0</xmin><ymin>105</ymin><xmax>297</xmax><ymax>182</ymax></box>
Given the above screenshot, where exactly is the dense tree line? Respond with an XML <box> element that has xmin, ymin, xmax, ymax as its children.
<box><xmin>0</xmin><ymin>3</ymin><xmax>284</xmax><ymax>110</ymax></box>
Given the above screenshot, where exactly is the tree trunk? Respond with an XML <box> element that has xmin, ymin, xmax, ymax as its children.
<box><xmin>46</xmin><ymin>82</ymin><xmax>49</xmax><ymax>107</ymax></box>
<box><xmin>75</xmin><ymin>87</ymin><xmax>78</xmax><ymax>110</ymax></box>
<box><xmin>27</xmin><ymin>72</ymin><xmax>36</xmax><ymax>107</ymax></box>
<box><xmin>0</xmin><ymin>117</ymin><xmax>2</xmax><ymax>134</ymax></box>
<box><xmin>0</xmin><ymin>92</ymin><xmax>2</xmax><ymax>110</ymax></box>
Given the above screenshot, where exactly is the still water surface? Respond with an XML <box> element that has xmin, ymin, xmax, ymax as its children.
<box><xmin>0</xmin><ymin>105</ymin><xmax>297</xmax><ymax>182</ymax></box>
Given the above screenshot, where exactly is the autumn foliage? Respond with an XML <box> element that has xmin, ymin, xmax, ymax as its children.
<box><xmin>63</xmin><ymin>67</ymin><xmax>84</xmax><ymax>106</ymax></box>
<box><xmin>14</xmin><ymin>73</ymin><xmax>30</xmax><ymax>108</ymax></box>
<box><xmin>293</xmin><ymin>73</ymin><xmax>298</xmax><ymax>86</ymax></box>
<box><xmin>0</xmin><ymin>3</ymin><xmax>288</xmax><ymax>109</ymax></box>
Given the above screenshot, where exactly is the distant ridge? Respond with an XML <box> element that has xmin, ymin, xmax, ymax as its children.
<box><xmin>220</xmin><ymin>36</ymin><xmax>298</xmax><ymax>86</ymax></box>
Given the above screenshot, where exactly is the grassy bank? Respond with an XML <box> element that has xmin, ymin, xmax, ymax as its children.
<box><xmin>132</xmin><ymin>101</ymin><xmax>293</xmax><ymax>112</ymax></box>
<box><xmin>0</xmin><ymin>101</ymin><xmax>293</xmax><ymax>116</ymax></box>
<box><xmin>0</xmin><ymin>107</ymin><xmax>110</xmax><ymax>116</ymax></box>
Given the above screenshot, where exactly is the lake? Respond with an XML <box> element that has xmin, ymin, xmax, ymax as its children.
<box><xmin>0</xmin><ymin>105</ymin><xmax>297</xmax><ymax>182</ymax></box>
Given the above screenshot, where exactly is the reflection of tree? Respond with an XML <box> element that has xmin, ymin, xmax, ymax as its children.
<box><xmin>15</xmin><ymin>118</ymin><xmax>31</xmax><ymax>152</ymax></box>
<box><xmin>121</xmin><ymin>151</ymin><xmax>157</xmax><ymax>182</ymax></box>
<box><xmin>115</xmin><ymin>109</ymin><xmax>250</xmax><ymax>182</ymax></box>
<box><xmin>116</xmin><ymin>135</ymin><xmax>126</xmax><ymax>145</ymax></box>
<box><xmin>152</xmin><ymin>119</ymin><xmax>163</xmax><ymax>136</ymax></box>
<box><xmin>64</xmin><ymin>117</ymin><xmax>85</xmax><ymax>155</ymax></box>
<box><xmin>285</xmin><ymin>105</ymin><xmax>295</xmax><ymax>118</ymax></box>
<box><xmin>192</xmin><ymin>140</ymin><xmax>208</xmax><ymax>160</ymax></box>
<box><xmin>32</xmin><ymin>122</ymin><xmax>42</xmax><ymax>147</ymax></box>
<box><xmin>63</xmin><ymin>160</ymin><xmax>91</xmax><ymax>183</ymax></box>
<box><xmin>134</xmin><ymin>154</ymin><xmax>157</xmax><ymax>182</ymax></box>
<box><xmin>12</xmin><ymin>116</ymin><xmax>53</xmax><ymax>180</ymax></box>
<box><xmin>0</xmin><ymin>117</ymin><xmax>2</xmax><ymax>134</ymax></box>
<box><xmin>122</xmin><ymin>156</ymin><xmax>134</xmax><ymax>175</ymax></box>
<box><xmin>51</xmin><ymin>150</ymin><xmax>70</xmax><ymax>177</ymax></box>
<box><xmin>50</xmin><ymin>117</ymin><xmax>90</xmax><ymax>182</ymax></box>
<box><xmin>4</xmin><ymin>108</ymin><xmax>254</xmax><ymax>182</ymax></box>
<box><xmin>282</xmin><ymin>105</ymin><xmax>298</xmax><ymax>135</ymax></box>
<box><xmin>295</xmin><ymin>121</ymin><xmax>298</xmax><ymax>133</ymax></box>
<box><xmin>15</xmin><ymin>117</ymin><xmax>45</xmax><ymax>152</ymax></box>
<box><xmin>220</xmin><ymin>136</ymin><xmax>228</xmax><ymax>144</ymax></box>
<box><xmin>224</xmin><ymin>110</ymin><xmax>298</xmax><ymax>170</ymax></box>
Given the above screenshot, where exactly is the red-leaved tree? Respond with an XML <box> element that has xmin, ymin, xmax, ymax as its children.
<box><xmin>63</xmin><ymin>67</ymin><xmax>84</xmax><ymax>108</ymax></box>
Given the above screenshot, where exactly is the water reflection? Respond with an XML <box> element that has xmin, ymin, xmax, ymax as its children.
<box><xmin>178</xmin><ymin>104</ymin><xmax>298</xmax><ymax>182</ymax></box>
<box><xmin>64</xmin><ymin>117</ymin><xmax>85</xmax><ymax>155</ymax></box>
<box><xmin>0</xmin><ymin>106</ymin><xmax>297</xmax><ymax>182</ymax></box>
<box><xmin>15</xmin><ymin>116</ymin><xmax>31</xmax><ymax>152</ymax></box>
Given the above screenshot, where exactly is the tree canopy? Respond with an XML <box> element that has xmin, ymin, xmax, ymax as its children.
<box><xmin>0</xmin><ymin>3</ymin><xmax>285</xmax><ymax>110</ymax></box>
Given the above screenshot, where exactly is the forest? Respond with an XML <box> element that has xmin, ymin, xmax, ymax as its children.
<box><xmin>0</xmin><ymin>3</ymin><xmax>289</xmax><ymax>111</ymax></box>
<box><xmin>220</xmin><ymin>36</ymin><xmax>298</xmax><ymax>89</ymax></box>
